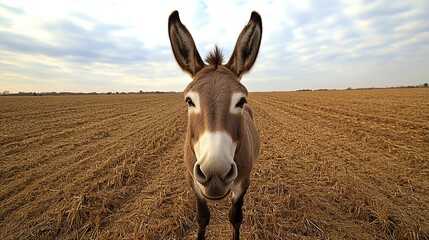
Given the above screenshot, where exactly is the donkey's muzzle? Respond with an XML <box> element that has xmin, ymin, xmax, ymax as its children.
<box><xmin>193</xmin><ymin>162</ymin><xmax>238</xmax><ymax>199</ymax></box>
<box><xmin>194</xmin><ymin>163</ymin><xmax>237</xmax><ymax>184</ymax></box>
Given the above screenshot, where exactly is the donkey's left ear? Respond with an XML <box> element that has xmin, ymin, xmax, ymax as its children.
<box><xmin>226</xmin><ymin>11</ymin><xmax>262</xmax><ymax>80</ymax></box>
<box><xmin>168</xmin><ymin>10</ymin><xmax>205</xmax><ymax>77</ymax></box>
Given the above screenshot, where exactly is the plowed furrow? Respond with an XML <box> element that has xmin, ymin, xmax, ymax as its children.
<box><xmin>1</xmin><ymin>90</ymin><xmax>428</xmax><ymax>240</ymax></box>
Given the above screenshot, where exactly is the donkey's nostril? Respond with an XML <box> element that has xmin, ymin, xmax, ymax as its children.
<box><xmin>223</xmin><ymin>163</ymin><xmax>238</xmax><ymax>182</ymax></box>
<box><xmin>194</xmin><ymin>164</ymin><xmax>207</xmax><ymax>183</ymax></box>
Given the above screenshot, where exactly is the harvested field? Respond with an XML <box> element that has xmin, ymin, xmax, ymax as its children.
<box><xmin>1</xmin><ymin>88</ymin><xmax>428</xmax><ymax>239</ymax></box>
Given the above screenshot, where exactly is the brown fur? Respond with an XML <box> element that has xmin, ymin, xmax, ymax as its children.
<box><xmin>205</xmin><ymin>46</ymin><xmax>224</xmax><ymax>67</ymax></box>
<box><xmin>183</xmin><ymin>65</ymin><xmax>259</xmax><ymax>184</ymax></box>
<box><xmin>168</xmin><ymin>10</ymin><xmax>262</xmax><ymax>240</ymax></box>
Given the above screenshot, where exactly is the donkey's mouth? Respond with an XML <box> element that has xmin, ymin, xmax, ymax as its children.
<box><xmin>201</xmin><ymin>189</ymin><xmax>231</xmax><ymax>201</ymax></box>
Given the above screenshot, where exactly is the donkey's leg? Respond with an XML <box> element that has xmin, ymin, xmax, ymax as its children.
<box><xmin>229</xmin><ymin>194</ymin><xmax>245</xmax><ymax>240</ymax></box>
<box><xmin>229</xmin><ymin>179</ymin><xmax>250</xmax><ymax>240</ymax></box>
<box><xmin>196</xmin><ymin>194</ymin><xmax>210</xmax><ymax>240</ymax></box>
<box><xmin>187</xmin><ymin>173</ymin><xmax>210</xmax><ymax>240</ymax></box>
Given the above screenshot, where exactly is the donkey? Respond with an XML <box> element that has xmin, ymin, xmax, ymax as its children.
<box><xmin>168</xmin><ymin>10</ymin><xmax>262</xmax><ymax>240</ymax></box>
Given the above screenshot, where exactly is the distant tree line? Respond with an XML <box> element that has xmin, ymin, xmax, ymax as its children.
<box><xmin>0</xmin><ymin>90</ymin><xmax>179</xmax><ymax>96</ymax></box>
<box><xmin>296</xmin><ymin>83</ymin><xmax>428</xmax><ymax>92</ymax></box>
<box><xmin>344</xmin><ymin>83</ymin><xmax>428</xmax><ymax>91</ymax></box>
<box><xmin>1</xmin><ymin>84</ymin><xmax>427</xmax><ymax>96</ymax></box>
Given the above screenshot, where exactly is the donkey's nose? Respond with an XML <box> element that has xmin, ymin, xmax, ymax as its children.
<box><xmin>193</xmin><ymin>162</ymin><xmax>238</xmax><ymax>184</ymax></box>
<box><xmin>223</xmin><ymin>163</ymin><xmax>238</xmax><ymax>182</ymax></box>
<box><xmin>194</xmin><ymin>163</ymin><xmax>208</xmax><ymax>183</ymax></box>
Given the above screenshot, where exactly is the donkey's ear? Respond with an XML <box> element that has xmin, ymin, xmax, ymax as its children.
<box><xmin>226</xmin><ymin>11</ymin><xmax>262</xmax><ymax>79</ymax></box>
<box><xmin>168</xmin><ymin>10</ymin><xmax>205</xmax><ymax>77</ymax></box>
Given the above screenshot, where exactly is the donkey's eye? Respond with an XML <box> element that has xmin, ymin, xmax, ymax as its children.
<box><xmin>235</xmin><ymin>97</ymin><xmax>247</xmax><ymax>108</ymax></box>
<box><xmin>186</xmin><ymin>97</ymin><xmax>195</xmax><ymax>107</ymax></box>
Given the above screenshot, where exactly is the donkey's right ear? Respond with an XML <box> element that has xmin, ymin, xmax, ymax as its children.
<box><xmin>168</xmin><ymin>10</ymin><xmax>205</xmax><ymax>77</ymax></box>
<box><xmin>226</xmin><ymin>11</ymin><xmax>262</xmax><ymax>79</ymax></box>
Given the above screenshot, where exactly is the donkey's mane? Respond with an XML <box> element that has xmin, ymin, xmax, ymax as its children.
<box><xmin>205</xmin><ymin>45</ymin><xmax>224</xmax><ymax>67</ymax></box>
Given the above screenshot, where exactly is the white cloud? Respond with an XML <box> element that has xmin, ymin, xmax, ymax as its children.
<box><xmin>0</xmin><ymin>0</ymin><xmax>428</xmax><ymax>93</ymax></box>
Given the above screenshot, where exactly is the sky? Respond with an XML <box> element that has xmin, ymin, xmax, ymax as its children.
<box><xmin>0</xmin><ymin>0</ymin><xmax>428</xmax><ymax>93</ymax></box>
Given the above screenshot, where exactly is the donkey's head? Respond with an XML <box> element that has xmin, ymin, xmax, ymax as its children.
<box><xmin>168</xmin><ymin>11</ymin><xmax>262</xmax><ymax>200</ymax></box>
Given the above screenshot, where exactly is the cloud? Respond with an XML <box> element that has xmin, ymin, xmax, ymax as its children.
<box><xmin>0</xmin><ymin>12</ymin><xmax>151</xmax><ymax>65</ymax></box>
<box><xmin>0</xmin><ymin>0</ymin><xmax>428</xmax><ymax>92</ymax></box>
<box><xmin>0</xmin><ymin>2</ymin><xmax>24</xmax><ymax>15</ymax></box>
<box><xmin>244</xmin><ymin>0</ymin><xmax>429</xmax><ymax>90</ymax></box>
<box><xmin>0</xmin><ymin>2</ymin><xmax>184</xmax><ymax>92</ymax></box>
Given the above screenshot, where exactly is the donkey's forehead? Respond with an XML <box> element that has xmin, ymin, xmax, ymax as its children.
<box><xmin>184</xmin><ymin>66</ymin><xmax>248</xmax><ymax>95</ymax></box>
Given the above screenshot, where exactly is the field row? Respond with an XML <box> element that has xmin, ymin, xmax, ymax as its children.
<box><xmin>0</xmin><ymin>89</ymin><xmax>428</xmax><ymax>239</ymax></box>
